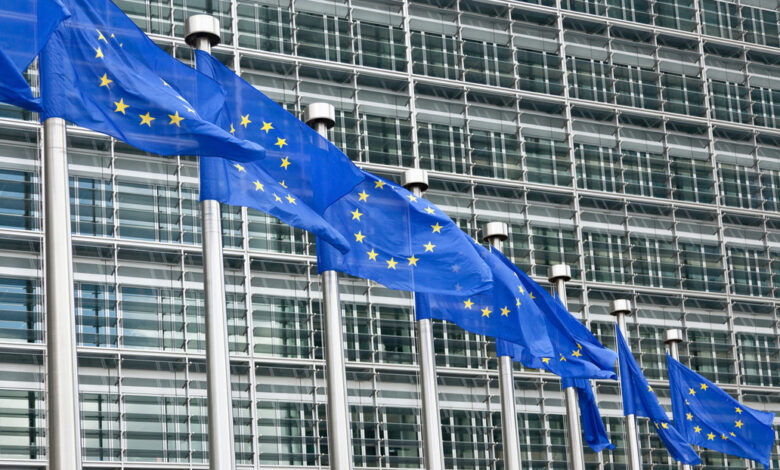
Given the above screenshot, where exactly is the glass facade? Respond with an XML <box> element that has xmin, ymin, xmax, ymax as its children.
<box><xmin>0</xmin><ymin>0</ymin><xmax>779</xmax><ymax>468</ymax></box>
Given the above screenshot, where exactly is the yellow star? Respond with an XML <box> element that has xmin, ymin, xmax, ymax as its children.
<box><xmin>99</xmin><ymin>73</ymin><xmax>112</xmax><ymax>88</ymax></box>
<box><xmin>279</xmin><ymin>180</ymin><xmax>287</xmax><ymax>188</ymax></box>
<box><xmin>688</xmin><ymin>388</ymin><xmax>696</xmax><ymax>396</ymax></box>
<box><xmin>386</xmin><ymin>258</ymin><xmax>397</xmax><ymax>269</ymax></box>
<box><xmin>161</xmin><ymin>78</ymin><xmax>171</xmax><ymax>87</ymax></box>
<box><xmin>661</xmin><ymin>422</ymin><xmax>669</xmax><ymax>429</ymax></box>
<box><xmin>351</xmin><ymin>208</ymin><xmax>363</xmax><ymax>220</ymax></box>
<box><xmin>95</xmin><ymin>47</ymin><xmax>104</xmax><ymax>59</ymax></box>
<box><xmin>500</xmin><ymin>306</ymin><xmax>510</xmax><ymax>317</ymax></box>
<box><xmin>572</xmin><ymin>349</ymin><xmax>582</xmax><ymax>358</ymax></box>
<box><xmin>685</xmin><ymin>400</ymin><xmax>690</xmax><ymax>405</ymax></box>
<box><xmin>518</xmin><ymin>285</ymin><xmax>524</xmax><ymax>294</ymax></box>
<box><xmin>463</xmin><ymin>299</ymin><xmax>474</xmax><ymax>309</ymax></box>
<box><xmin>97</xmin><ymin>29</ymin><xmax>108</xmax><ymax>43</ymax></box>
<box><xmin>559</xmin><ymin>354</ymin><xmax>567</xmax><ymax>362</ymax></box>
<box><xmin>356</xmin><ymin>190</ymin><xmax>369</xmax><ymax>202</ymax></box>
<box><xmin>275</xmin><ymin>138</ymin><xmax>287</xmax><ymax>149</ymax></box>
<box><xmin>139</xmin><ymin>112</ymin><xmax>155</xmax><ymax>126</ymax></box>
<box><xmin>253</xmin><ymin>180</ymin><xmax>264</xmax><ymax>191</ymax></box>
<box><xmin>707</xmin><ymin>432</ymin><xmax>715</xmax><ymax>440</ymax></box>
<box><xmin>260</xmin><ymin>121</ymin><xmax>273</xmax><ymax>133</ymax></box>
<box><xmin>735</xmin><ymin>420</ymin><xmax>743</xmax><ymax>429</ymax></box>
<box><xmin>735</xmin><ymin>407</ymin><xmax>742</xmax><ymax>414</ymax></box>
<box><xmin>234</xmin><ymin>163</ymin><xmax>245</xmax><ymax>172</ymax></box>
<box><xmin>185</xmin><ymin>105</ymin><xmax>196</xmax><ymax>115</ymax></box>
<box><xmin>367</xmin><ymin>249</ymin><xmax>378</xmax><ymax>261</ymax></box>
<box><xmin>648</xmin><ymin>385</ymin><xmax>653</xmax><ymax>392</ymax></box>
<box><xmin>374</xmin><ymin>180</ymin><xmax>385</xmax><ymax>189</ymax></box>
<box><xmin>700</xmin><ymin>383</ymin><xmax>708</xmax><ymax>391</ymax></box>
<box><xmin>280</xmin><ymin>157</ymin><xmax>291</xmax><ymax>169</ymax></box>
<box><xmin>730</xmin><ymin>432</ymin><xmax>735</xmax><ymax>437</ymax></box>
<box><xmin>407</xmin><ymin>255</ymin><xmax>419</xmax><ymax>266</ymax></box>
<box><xmin>354</xmin><ymin>231</ymin><xmax>365</xmax><ymax>243</ymax></box>
<box><xmin>113</xmin><ymin>98</ymin><xmax>129</xmax><ymax>114</ymax></box>
<box><xmin>431</xmin><ymin>223</ymin><xmax>442</xmax><ymax>234</ymax></box>
<box><xmin>229</xmin><ymin>123</ymin><xmax>235</xmax><ymax>134</ymax></box>
<box><xmin>481</xmin><ymin>307</ymin><xmax>491</xmax><ymax>318</ymax></box>
<box><xmin>694</xmin><ymin>425</ymin><xmax>701</xmax><ymax>433</ymax></box>
<box><xmin>424</xmin><ymin>206</ymin><xmax>434</xmax><ymax>214</ymax></box>
<box><xmin>686</xmin><ymin>412</ymin><xmax>693</xmax><ymax>421</ymax></box>
<box><xmin>529</xmin><ymin>293</ymin><xmax>535</xmax><ymax>299</ymax></box>
<box><xmin>515</xmin><ymin>298</ymin><xmax>521</xmax><ymax>307</ymax></box>
<box><xmin>721</xmin><ymin>434</ymin><xmax>728</xmax><ymax>440</ymax></box>
<box><xmin>273</xmin><ymin>193</ymin><xmax>282</xmax><ymax>203</ymax></box>
<box><xmin>542</xmin><ymin>357</ymin><xmax>550</xmax><ymax>364</ymax></box>
<box><xmin>423</xmin><ymin>241</ymin><xmax>435</xmax><ymax>252</ymax></box>
<box><xmin>240</xmin><ymin>114</ymin><xmax>251</xmax><ymax>128</ymax></box>
<box><xmin>285</xmin><ymin>194</ymin><xmax>296</xmax><ymax>204</ymax></box>
<box><xmin>407</xmin><ymin>194</ymin><xmax>417</xmax><ymax>202</ymax></box>
<box><xmin>168</xmin><ymin>111</ymin><xmax>184</xmax><ymax>127</ymax></box>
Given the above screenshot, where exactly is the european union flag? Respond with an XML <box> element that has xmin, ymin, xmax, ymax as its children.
<box><xmin>199</xmin><ymin>157</ymin><xmax>349</xmax><ymax>252</ymax></box>
<box><xmin>38</xmin><ymin>0</ymin><xmax>265</xmax><ymax>162</ymax></box>
<box><xmin>415</xmin><ymin>239</ymin><xmax>555</xmax><ymax>354</ymax></box>
<box><xmin>194</xmin><ymin>51</ymin><xmax>364</xmax><ymax>214</ymax></box>
<box><xmin>0</xmin><ymin>0</ymin><xmax>69</xmax><ymax>110</ymax></box>
<box><xmin>317</xmin><ymin>171</ymin><xmax>492</xmax><ymax>295</ymax></box>
<box><xmin>617</xmin><ymin>327</ymin><xmax>701</xmax><ymax>465</ymax></box>
<box><xmin>667</xmin><ymin>353</ymin><xmax>775</xmax><ymax>468</ymax></box>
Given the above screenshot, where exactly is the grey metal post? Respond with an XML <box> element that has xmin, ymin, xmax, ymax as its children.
<box><xmin>664</xmin><ymin>329</ymin><xmax>691</xmax><ymax>470</ymax></box>
<box><xmin>612</xmin><ymin>299</ymin><xmax>642</xmax><ymax>470</ymax></box>
<box><xmin>304</xmin><ymin>102</ymin><xmax>354</xmax><ymax>470</ymax></box>
<box><xmin>483</xmin><ymin>222</ymin><xmax>522</xmax><ymax>470</ymax></box>
<box><xmin>402</xmin><ymin>169</ymin><xmax>444</xmax><ymax>470</ymax></box>
<box><xmin>185</xmin><ymin>15</ymin><xmax>236</xmax><ymax>470</ymax></box>
<box><xmin>43</xmin><ymin>117</ymin><xmax>83</xmax><ymax>470</ymax></box>
<box><xmin>548</xmin><ymin>264</ymin><xmax>585</xmax><ymax>470</ymax></box>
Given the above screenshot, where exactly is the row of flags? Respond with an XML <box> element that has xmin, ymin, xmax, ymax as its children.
<box><xmin>0</xmin><ymin>0</ymin><xmax>776</xmax><ymax>468</ymax></box>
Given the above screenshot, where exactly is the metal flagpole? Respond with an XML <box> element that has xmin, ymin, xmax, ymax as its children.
<box><xmin>304</xmin><ymin>102</ymin><xmax>354</xmax><ymax>470</ymax></box>
<box><xmin>664</xmin><ymin>328</ymin><xmax>691</xmax><ymax>470</ymax></box>
<box><xmin>548</xmin><ymin>264</ymin><xmax>585</xmax><ymax>470</ymax></box>
<box><xmin>483</xmin><ymin>222</ymin><xmax>522</xmax><ymax>470</ymax></box>
<box><xmin>43</xmin><ymin>116</ymin><xmax>83</xmax><ymax>470</ymax></box>
<box><xmin>401</xmin><ymin>169</ymin><xmax>444</xmax><ymax>470</ymax></box>
<box><xmin>184</xmin><ymin>15</ymin><xmax>236</xmax><ymax>470</ymax></box>
<box><xmin>611</xmin><ymin>299</ymin><xmax>642</xmax><ymax>470</ymax></box>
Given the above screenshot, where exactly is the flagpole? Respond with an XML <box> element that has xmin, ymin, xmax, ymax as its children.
<box><xmin>401</xmin><ymin>169</ymin><xmax>444</xmax><ymax>470</ymax></box>
<box><xmin>43</xmin><ymin>116</ymin><xmax>83</xmax><ymax>470</ymax></box>
<box><xmin>185</xmin><ymin>15</ymin><xmax>237</xmax><ymax>470</ymax></box>
<box><xmin>483</xmin><ymin>222</ymin><xmax>522</xmax><ymax>470</ymax></box>
<box><xmin>304</xmin><ymin>102</ymin><xmax>354</xmax><ymax>470</ymax></box>
<box><xmin>611</xmin><ymin>299</ymin><xmax>642</xmax><ymax>470</ymax></box>
<box><xmin>664</xmin><ymin>328</ymin><xmax>691</xmax><ymax>470</ymax></box>
<box><xmin>548</xmin><ymin>264</ymin><xmax>585</xmax><ymax>470</ymax></box>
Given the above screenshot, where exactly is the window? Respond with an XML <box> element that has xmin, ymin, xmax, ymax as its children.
<box><xmin>411</xmin><ymin>31</ymin><xmax>461</xmax><ymax>80</ymax></box>
<box><xmin>517</xmin><ymin>49</ymin><xmax>563</xmax><ymax>96</ymax></box>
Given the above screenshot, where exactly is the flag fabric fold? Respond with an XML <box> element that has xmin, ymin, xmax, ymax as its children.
<box><xmin>0</xmin><ymin>0</ymin><xmax>69</xmax><ymax>110</ymax></box>
<box><xmin>562</xmin><ymin>377</ymin><xmax>615</xmax><ymax>453</ymax></box>
<box><xmin>38</xmin><ymin>0</ymin><xmax>265</xmax><ymax>162</ymax></box>
<box><xmin>617</xmin><ymin>327</ymin><xmax>702</xmax><ymax>465</ymax></box>
<box><xmin>317</xmin><ymin>171</ymin><xmax>492</xmax><ymax>295</ymax></box>
<box><xmin>667</xmin><ymin>353</ymin><xmax>775</xmax><ymax>468</ymax></box>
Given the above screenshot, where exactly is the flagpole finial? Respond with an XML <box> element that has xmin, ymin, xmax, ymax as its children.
<box><xmin>548</xmin><ymin>263</ymin><xmax>571</xmax><ymax>282</ymax></box>
<box><xmin>304</xmin><ymin>102</ymin><xmax>336</xmax><ymax>130</ymax></box>
<box><xmin>610</xmin><ymin>299</ymin><xmax>632</xmax><ymax>316</ymax></box>
<box><xmin>482</xmin><ymin>221</ymin><xmax>508</xmax><ymax>243</ymax></box>
<box><xmin>663</xmin><ymin>328</ymin><xmax>683</xmax><ymax>345</ymax></box>
<box><xmin>184</xmin><ymin>15</ymin><xmax>221</xmax><ymax>48</ymax></box>
<box><xmin>402</xmin><ymin>168</ymin><xmax>429</xmax><ymax>193</ymax></box>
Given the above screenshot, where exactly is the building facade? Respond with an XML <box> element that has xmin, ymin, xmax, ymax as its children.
<box><xmin>0</xmin><ymin>0</ymin><xmax>779</xmax><ymax>468</ymax></box>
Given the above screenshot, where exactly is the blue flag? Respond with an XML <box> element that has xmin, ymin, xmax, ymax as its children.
<box><xmin>193</xmin><ymin>51</ymin><xmax>364</xmax><ymax>215</ymax></box>
<box><xmin>317</xmin><ymin>171</ymin><xmax>492</xmax><ymax>295</ymax></box>
<box><xmin>562</xmin><ymin>377</ymin><xmax>615</xmax><ymax>453</ymax></box>
<box><xmin>199</xmin><ymin>157</ymin><xmax>349</xmax><ymax>252</ymax></box>
<box><xmin>667</xmin><ymin>353</ymin><xmax>775</xmax><ymax>468</ymax></box>
<box><xmin>38</xmin><ymin>0</ymin><xmax>265</xmax><ymax>162</ymax></box>
<box><xmin>617</xmin><ymin>327</ymin><xmax>701</xmax><ymax>465</ymax></box>
<box><xmin>415</xmin><ymin>240</ymin><xmax>554</xmax><ymax>353</ymax></box>
<box><xmin>0</xmin><ymin>0</ymin><xmax>69</xmax><ymax>110</ymax></box>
